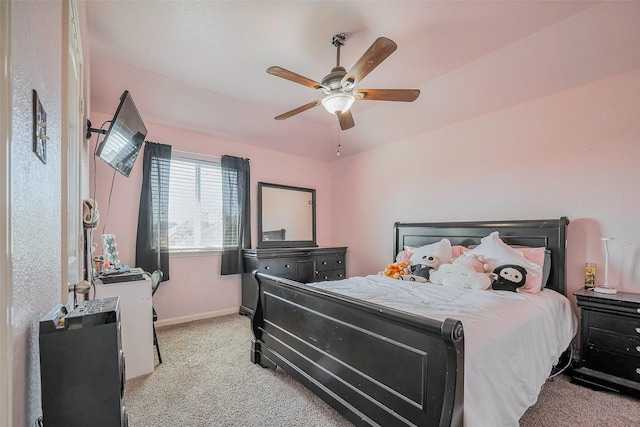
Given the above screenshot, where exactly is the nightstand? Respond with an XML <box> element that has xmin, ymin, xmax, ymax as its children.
<box><xmin>572</xmin><ymin>288</ymin><xmax>640</xmax><ymax>397</ymax></box>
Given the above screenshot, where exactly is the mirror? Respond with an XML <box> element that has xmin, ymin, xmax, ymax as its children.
<box><xmin>258</xmin><ymin>182</ymin><xmax>316</xmax><ymax>248</ymax></box>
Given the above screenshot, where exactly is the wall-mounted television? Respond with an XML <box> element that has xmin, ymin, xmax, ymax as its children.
<box><xmin>94</xmin><ymin>90</ymin><xmax>147</xmax><ymax>177</ymax></box>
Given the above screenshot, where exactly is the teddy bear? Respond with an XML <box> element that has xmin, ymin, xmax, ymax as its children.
<box><xmin>382</xmin><ymin>261</ymin><xmax>411</xmax><ymax>279</ymax></box>
<box><xmin>452</xmin><ymin>253</ymin><xmax>491</xmax><ymax>274</ymax></box>
<box><xmin>408</xmin><ymin>240</ymin><xmax>451</xmax><ymax>280</ymax></box>
<box><xmin>379</xmin><ymin>250</ymin><xmax>427</xmax><ymax>282</ymax></box>
<box><xmin>428</xmin><ymin>263</ymin><xmax>493</xmax><ymax>290</ymax></box>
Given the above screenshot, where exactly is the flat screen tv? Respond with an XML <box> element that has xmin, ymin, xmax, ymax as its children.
<box><xmin>95</xmin><ymin>90</ymin><xmax>147</xmax><ymax>177</ymax></box>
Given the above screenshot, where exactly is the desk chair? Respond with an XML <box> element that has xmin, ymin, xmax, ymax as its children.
<box><xmin>150</xmin><ymin>270</ymin><xmax>164</xmax><ymax>364</ymax></box>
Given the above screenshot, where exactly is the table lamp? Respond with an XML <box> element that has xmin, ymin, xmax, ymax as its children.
<box><xmin>594</xmin><ymin>237</ymin><xmax>617</xmax><ymax>294</ymax></box>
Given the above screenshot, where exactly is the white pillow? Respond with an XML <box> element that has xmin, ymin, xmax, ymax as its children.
<box><xmin>408</xmin><ymin>238</ymin><xmax>452</xmax><ymax>266</ymax></box>
<box><xmin>465</xmin><ymin>232</ymin><xmax>541</xmax><ymax>277</ymax></box>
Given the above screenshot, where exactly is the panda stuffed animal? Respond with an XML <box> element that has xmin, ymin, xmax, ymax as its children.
<box><xmin>410</xmin><ymin>255</ymin><xmax>441</xmax><ymax>280</ymax></box>
<box><xmin>492</xmin><ymin>264</ymin><xmax>527</xmax><ymax>292</ymax></box>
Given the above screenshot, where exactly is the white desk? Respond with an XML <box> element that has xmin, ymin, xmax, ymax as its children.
<box><xmin>94</xmin><ymin>273</ymin><xmax>154</xmax><ymax>380</ymax></box>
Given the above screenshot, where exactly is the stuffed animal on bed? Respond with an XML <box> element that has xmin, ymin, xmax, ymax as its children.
<box><xmin>409</xmin><ymin>254</ymin><xmax>443</xmax><ymax>280</ymax></box>
<box><xmin>428</xmin><ymin>263</ymin><xmax>493</xmax><ymax>290</ymax></box>
<box><xmin>452</xmin><ymin>253</ymin><xmax>491</xmax><ymax>274</ymax></box>
<box><xmin>379</xmin><ymin>250</ymin><xmax>428</xmax><ymax>282</ymax></box>
<box><xmin>492</xmin><ymin>264</ymin><xmax>527</xmax><ymax>292</ymax></box>
<box><xmin>382</xmin><ymin>261</ymin><xmax>411</xmax><ymax>279</ymax></box>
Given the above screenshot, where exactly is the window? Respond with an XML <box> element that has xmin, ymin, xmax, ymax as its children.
<box><xmin>168</xmin><ymin>156</ymin><xmax>222</xmax><ymax>251</ymax></box>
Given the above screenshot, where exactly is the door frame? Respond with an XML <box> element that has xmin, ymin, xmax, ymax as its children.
<box><xmin>1</xmin><ymin>1</ymin><xmax>13</xmax><ymax>426</ymax></box>
<box><xmin>61</xmin><ymin>0</ymin><xmax>84</xmax><ymax>302</ymax></box>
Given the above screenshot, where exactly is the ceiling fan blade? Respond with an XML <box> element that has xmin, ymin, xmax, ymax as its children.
<box><xmin>338</xmin><ymin>110</ymin><xmax>355</xmax><ymax>130</ymax></box>
<box><xmin>267</xmin><ymin>66</ymin><xmax>326</xmax><ymax>91</ymax></box>
<box><xmin>341</xmin><ymin>37</ymin><xmax>397</xmax><ymax>87</ymax></box>
<box><xmin>274</xmin><ymin>99</ymin><xmax>322</xmax><ymax>120</ymax></box>
<box><xmin>355</xmin><ymin>89</ymin><xmax>420</xmax><ymax>102</ymax></box>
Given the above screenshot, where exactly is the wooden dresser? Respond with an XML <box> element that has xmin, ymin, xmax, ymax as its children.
<box><xmin>240</xmin><ymin>247</ymin><xmax>347</xmax><ymax>315</ymax></box>
<box><xmin>572</xmin><ymin>288</ymin><xmax>640</xmax><ymax>397</ymax></box>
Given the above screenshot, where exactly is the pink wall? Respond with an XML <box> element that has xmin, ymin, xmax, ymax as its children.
<box><xmin>89</xmin><ymin>113</ymin><xmax>332</xmax><ymax>321</ymax></box>
<box><xmin>93</xmin><ymin>68</ymin><xmax>640</xmax><ymax>323</ymax></box>
<box><xmin>330</xmin><ymin>68</ymin><xmax>640</xmax><ymax>313</ymax></box>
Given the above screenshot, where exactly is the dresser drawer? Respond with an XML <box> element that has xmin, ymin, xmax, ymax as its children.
<box><xmin>584</xmin><ymin>347</ymin><xmax>640</xmax><ymax>383</ymax></box>
<box><xmin>589</xmin><ymin>328</ymin><xmax>640</xmax><ymax>358</ymax></box>
<box><xmin>257</xmin><ymin>258</ymin><xmax>296</xmax><ymax>278</ymax></box>
<box><xmin>589</xmin><ymin>312</ymin><xmax>640</xmax><ymax>337</ymax></box>
<box><xmin>313</xmin><ymin>269</ymin><xmax>346</xmax><ymax>282</ymax></box>
<box><xmin>315</xmin><ymin>254</ymin><xmax>345</xmax><ymax>272</ymax></box>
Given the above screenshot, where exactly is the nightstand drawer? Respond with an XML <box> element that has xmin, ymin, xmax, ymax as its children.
<box><xmin>590</xmin><ymin>312</ymin><xmax>640</xmax><ymax>337</ymax></box>
<box><xmin>585</xmin><ymin>347</ymin><xmax>640</xmax><ymax>382</ymax></box>
<box><xmin>589</xmin><ymin>328</ymin><xmax>640</xmax><ymax>357</ymax></box>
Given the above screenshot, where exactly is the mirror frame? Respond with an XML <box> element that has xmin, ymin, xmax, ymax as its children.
<box><xmin>257</xmin><ymin>182</ymin><xmax>317</xmax><ymax>249</ymax></box>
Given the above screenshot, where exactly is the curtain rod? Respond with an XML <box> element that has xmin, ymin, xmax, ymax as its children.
<box><xmin>171</xmin><ymin>149</ymin><xmax>221</xmax><ymax>161</ymax></box>
<box><xmin>146</xmin><ymin>145</ymin><xmax>249</xmax><ymax>162</ymax></box>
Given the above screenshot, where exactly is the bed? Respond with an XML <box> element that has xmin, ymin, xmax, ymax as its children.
<box><xmin>249</xmin><ymin>218</ymin><xmax>576</xmax><ymax>426</ymax></box>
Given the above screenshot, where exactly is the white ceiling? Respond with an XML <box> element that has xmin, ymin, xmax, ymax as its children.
<box><xmin>85</xmin><ymin>1</ymin><xmax>640</xmax><ymax>162</ymax></box>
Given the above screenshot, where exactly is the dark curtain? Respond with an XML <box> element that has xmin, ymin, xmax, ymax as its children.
<box><xmin>136</xmin><ymin>142</ymin><xmax>172</xmax><ymax>279</ymax></box>
<box><xmin>220</xmin><ymin>155</ymin><xmax>251</xmax><ymax>275</ymax></box>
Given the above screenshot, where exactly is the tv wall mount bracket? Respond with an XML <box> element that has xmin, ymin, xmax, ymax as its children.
<box><xmin>86</xmin><ymin>119</ymin><xmax>107</xmax><ymax>139</ymax></box>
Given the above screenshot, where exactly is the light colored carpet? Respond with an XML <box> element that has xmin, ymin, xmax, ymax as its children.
<box><xmin>125</xmin><ymin>314</ymin><xmax>640</xmax><ymax>426</ymax></box>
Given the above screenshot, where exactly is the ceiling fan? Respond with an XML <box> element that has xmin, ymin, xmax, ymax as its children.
<box><xmin>267</xmin><ymin>33</ymin><xmax>420</xmax><ymax>130</ymax></box>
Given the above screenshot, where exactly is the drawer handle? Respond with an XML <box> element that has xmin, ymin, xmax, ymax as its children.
<box><xmin>323</xmin><ymin>276</ymin><xmax>328</xmax><ymax>280</ymax></box>
<box><xmin>637</xmin><ymin>346</ymin><xmax>640</xmax><ymax>353</ymax></box>
<box><xmin>637</xmin><ymin>368</ymin><xmax>640</xmax><ymax>375</ymax></box>
<box><xmin>322</xmin><ymin>261</ymin><xmax>327</xmax><ymax>265</ymax></box>
<box><xmin>338</xmin><ymin>274</ymin><xmax>344</xmax><ymax>278</ymax></box>
<box><xmin>637</xmin><ymin>308</ymin><xmax>640</xmax><ymax>314</ymax></box>
<box><xmin>265</xmin><ymin>266</ymin><xmax>270</xmax><ymax>270</ymax></box>
<box><xmin>285</xmin><ymin>264</ymin><xmax>290</xmax><ymax>268</ymax></box>
<box><xmin>337</xmin><ymin>260</ymin><xmax>342</xmax><ymax>264</ymax></box>
<box><xmin>636</xmin><ymin>327</ymin><xmax>640</xmax><ymax>334</ymax></box>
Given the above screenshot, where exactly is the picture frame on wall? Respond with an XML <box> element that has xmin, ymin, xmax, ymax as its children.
<box><xmin>32</xmin><ymin>89</ymin><xmax>47</xmax><ymax>164</ymax></box>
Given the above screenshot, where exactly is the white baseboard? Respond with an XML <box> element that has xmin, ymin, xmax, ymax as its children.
<box><xmin>155</xmin><ymin>307</ymin><xmax>240</xmax><ymax>328</ymax></box>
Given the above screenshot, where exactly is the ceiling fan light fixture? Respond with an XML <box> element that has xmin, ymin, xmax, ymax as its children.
<box><xmin>321</xmin><ymin>92</ymin><xmax>355</xmax><ymax>115</ymax></box>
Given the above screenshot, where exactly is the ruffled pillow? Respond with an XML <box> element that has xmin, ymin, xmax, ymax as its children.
<box><xmin>515</xmin><ymin>246</ymin><xmax>547</xmax><ymax>294</ymax></box>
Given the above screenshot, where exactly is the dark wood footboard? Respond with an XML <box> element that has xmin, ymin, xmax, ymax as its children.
<box><xmin>250</xmin><ymin>271</ymin><xmax>464</xmax><ymax>427</ymax></box>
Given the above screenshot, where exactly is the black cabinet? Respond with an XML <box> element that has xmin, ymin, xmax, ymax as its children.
<box><xmin>572</xmin><ymin>289</ymin><xmax>640</xmax><ymax>397</ymax></box>
<box><xmin>39</xmin><ymin>298</ymin><xmax>127</xmax><ymax>427</ymax></box>
<box><xmin>240</xmin><ymin>247</ymin><xmax>347</xmax><ymax>315</ymax></box>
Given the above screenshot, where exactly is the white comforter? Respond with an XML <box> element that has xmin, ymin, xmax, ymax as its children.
<box><xmin>310</xmin><ymin>275</ymin><xmax>578</xmax><ymax>427</ymax></box>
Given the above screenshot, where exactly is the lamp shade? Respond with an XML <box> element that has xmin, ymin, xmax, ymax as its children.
<box><xmin>594</xmin><ymin>237</ymin><xmax>617</xmax><ymax>294</ymax></box>
<box><xmin>321</xmin><ymin>93</ymin><xmax>355</xmax><ymax>115</ymax></box>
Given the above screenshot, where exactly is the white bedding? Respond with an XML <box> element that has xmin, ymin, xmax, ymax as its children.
<box><xmin>310</xmin><ymin>275</ymin><xmax>578</xmax><ymax>427</ymax></box>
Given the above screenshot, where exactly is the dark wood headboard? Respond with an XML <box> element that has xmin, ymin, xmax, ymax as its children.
<box><xmin>393</xmin><ymin>218</ymin><xmax>569</xmax><ymax>295</ymax></box>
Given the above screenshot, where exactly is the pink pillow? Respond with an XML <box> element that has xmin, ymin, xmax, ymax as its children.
<box><xmin>516</xmin><ymin>247</ymin><xmax>546</xmax><ymax>294</ymax></box>
<box><xmin>451</xmin><ymin>245</ymin><xmax>469</xmax><ymax>258</ymax></box>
